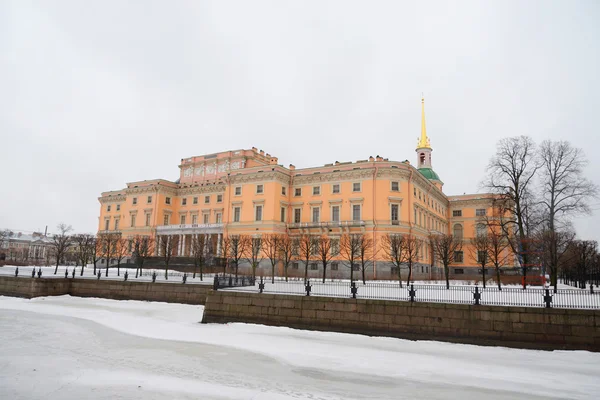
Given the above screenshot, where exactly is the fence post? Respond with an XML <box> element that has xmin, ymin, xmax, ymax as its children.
<box><xmin>213</xmin><ymin>275</ymin><xmax>219</xmax><ymax>290</ymax></box>
<box><xmin>259</xmin><ymin>276</ymin><xmax>265</xmax><ymax>294</ymax></box>
<box><xmin>409</xmin><ymin>284</ymin><xmax>416</xmax><ymax>302</ymax></box>
<box><xmin>305</xmin><ymin>279</ymin><xmax>311</xmax><ymax>296</ymax></box>
<box><xmin>591</xmin><ymin>285</ymin><xmax>595</xmax><ymax>295</ymax></box>
<box><xmin>65</xmin><ymin>269</ymin><xmax>68</xmax><ymax>278</ymax></box>
<box><xmin>124</xmin><ymin>271</ymin><xmax>128</xmax><ymax>281</ymax></box>
<box><xmin>473</xmin><ymin>286</ymin><xmax>481</xmax><ymax>306</ymax></box>
<box><xmin>351</xmin><ymin>281</ymin><xmax>358</xmax><ymax>299</ymax></box>
<box><xmin>544</xmin><ymin>289</ymin><xmax>553</xmax><ymax>308</ymax></box>
<box><xmin>97</xmin><ymin>271</ymin><xmax>101</xmax><ymax>280</ymax></box>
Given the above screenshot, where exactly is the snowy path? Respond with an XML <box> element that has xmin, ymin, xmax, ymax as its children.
<box><xmin>0</xmin><ymin>296</ymin><xmax>598</xmax><ymax>399</ymax></box>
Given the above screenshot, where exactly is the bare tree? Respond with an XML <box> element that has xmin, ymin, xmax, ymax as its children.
<box><xmin>132</xmin><ymin>235</ymin><xmax>154</xmax><ymax>278</ymax></box>
<box><xmin>432</xmin><ymin>234</ymin><xmax>462</xmax><ymax>289</ymax></box>
<box><xmin>52</xmin><ymin>223</ymin><xmax>73</xmax><ymax>274</ymax></box>
<box><xmin>0</xmin><ymin>229</ymin><xmax>9</xmax><ymax>254</ymax></box>
<box><xmin>484</xmin><ymin>136</ymin><xmax>540</xmax><ymax>289</ymax></box>
<box><xmin>228</xmin><ymin>234</ymin><xmax>250</xmax><ymax>278</ymax></box>
<box><xmin>113</xmin><ymin>237</ymin><xmax>129</xmax><ymax>276</ymax></box>
<box><xmin>469</xmin><ymin>233</ymin><xmax>490</xmax><ymax>288</ymax></box>
<box><xmin>381</xmin><ymin>233</ymin><xmax>406</xmax><ymax>288</ymax></box>
<box><xmin>401</xmin><ymin>235</ymin><xmax>421</xmax><ymax>285</ymax></box>
<box><xmin>220</xmin><ymin>236</ymin><xmax>231</xmax><ymax>276</ymax></box>
<box><xmin>92</xmin><ymin>237</ymin><xmax>101</xmax><ymax>275</ymax></box>
<box><xmin>562</xmin><ymin>240</ymin><xmax>598</xmax><ymax>289</ymax></box>
<box><xmin>159</xmin><ymin>235</ymin><xmax>178</xmax><ymax>279</ymax></box>
<box><xmin>339</xmin><ymin>233</ymin><xmax>362</xmax><ymax>283</ymax></box>
<box><xmin>316</xmin><ymin>235</ymin><xmax>334</xmax><ymax>283</ymax></box>
<box><xmin>190</xmin><ymin>234</ymin><xmax>207</xmax><ymax>280</ymax></box>
<box><xmin>358</xmin><ymin>234</ymin><xmax>375</xmax><ymax>284</ymax></box>
<box><xmin>297</xmin><ymin>233</ymin><xmax>317</xmax><ymax>283</ymax></box>
<box><xmin>244</xmin><ymin>235</ymin><xmax>264</xmax><ymax>280</ymax></box>
<box><xmin>263</xmin><ymin>234</ymin><xmax>282</xmax><ymax>283</ymax></box>
<box><xmin>539</xmin><ymin>140</ymin><xmax>598</xmax><ymax>289</ymax></box>
<box><xmin>278</xmin><ymin>234</ymin><xmax>294</xmax><ymax>282</ymax></box>
<box><xmin>485</xmin><ymin>226</ymin><xmax>511</xmax><ymax>290</ymax></box>
<box><xmin>73</xmin><ymin>234</ymin><xmax>95</xmax><ymax>276</ymax></box>
<box><xmin>100</xmin><ymin>232</ymin><xmax>120</xmax><ymax>276</ymax></box>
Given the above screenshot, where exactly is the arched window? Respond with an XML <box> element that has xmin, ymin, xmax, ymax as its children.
<box><xmin>453</xmin><ymin>224</ymin><xmax>463</xmax><ymax>239</ymax></box>
<box><xmin>476</xmin><ymin>223</ymin><xmax>487</xmax><ymax>237</ymax></box>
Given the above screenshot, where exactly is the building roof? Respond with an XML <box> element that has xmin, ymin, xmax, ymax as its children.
<box><xmin>418</xmin><ymin>167</ymin><xmax>440</xmax><ymax>181</ymax></box>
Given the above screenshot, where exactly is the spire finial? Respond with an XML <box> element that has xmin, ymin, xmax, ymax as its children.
<box><xmin>417</xmin><ymin>95</ymin><xmax>431</xmax><ymax>149</ymax></box>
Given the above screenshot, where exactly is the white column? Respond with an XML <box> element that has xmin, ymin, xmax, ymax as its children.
<box><xmin>179</xmin><ymin>234</ymin><xmax>183</xmax><ymax>256</ymax></box>
<box><xmin>217</xmin><ymin>233</ymin><xmax>222</xmax><ymax>256</ymax></box>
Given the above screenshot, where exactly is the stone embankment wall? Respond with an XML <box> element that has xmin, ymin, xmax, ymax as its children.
<box><xmin>0</xmin><ymin>276</ymin><xmax>211</xmax><ymax>305</ymax></box>
<box><xmin>202</xmin><ymin>290</ymin><xmax>600</xmax><ymax>351</ymax></box>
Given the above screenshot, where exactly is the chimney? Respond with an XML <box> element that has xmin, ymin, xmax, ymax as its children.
<box><xmin>252</xmin><ymin>147</ymin><xmax>257</xmax><ymax>152</ymax></box>
<box><xmin>289</xmin><ymin>164</ymin><xmax>295</xmax><ymax>171</ymax></box>
<box><xmin>369</xmin><ymin>156</ymin><xmax>374</xmax><ymax>162</ymax></box>
<box><xmin>270</xmin><ymin>157</ymin><xmax>278</xmax><ymax>165</ymax></box>
<box><xmin>376</xmin><ymin>155</ymin><xmax>383</xmax><ymax>162</ymax></box>
<box><xmin>335</xmin><ymin>161</ymin><xmax>340</xmax><ymax>165</ymax></box>
<box><xmin>259</xmin><ymin>150</ymin><xmax>264</xmax><ymax>156</ymax></box>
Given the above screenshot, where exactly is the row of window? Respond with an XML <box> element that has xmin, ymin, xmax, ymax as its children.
<box><xmin>164</xmin><ymin>212</ymin><xmax>223</xmax><ymax>226</ymax></box>
<box><xmin>414</xmin><ymin>207</ymin><xmax>447</xmax><ymax>231</ymax></box>
<box><xmin>414</xmin><ymin>188</ymin><xmax>446</xmax><ymax>216</ymax></box>
<box><xmin>291</xmin><ymin>261</ymin><xmax>341</xmax><ymax>270</ymax></box>
<box><xmin>452</xmin><ymin>209</ymin><xmax>487</xmax><ymax>217</ymax></box>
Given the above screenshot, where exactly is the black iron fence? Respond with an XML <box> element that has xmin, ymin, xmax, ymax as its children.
<box><xmin>218</xmin><ymin>278</ymin><xmax>600</xmax><ymax>309</ymax></box>
<box><xmin>213</xmin><ymin>275</ymin><xmax>256</xmax><ymax>290</ymax></box>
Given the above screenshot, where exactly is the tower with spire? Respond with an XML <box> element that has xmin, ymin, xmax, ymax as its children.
<box><xmin>416</xmin><ymin>97</ymin><xmax>442</xmax><ymax>187</ymax></box>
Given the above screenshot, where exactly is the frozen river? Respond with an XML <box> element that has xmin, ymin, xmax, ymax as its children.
<box><xmin>0</xmin><ymin>296</ymin><xmax>598</xmax><ymax>399</ymax></box>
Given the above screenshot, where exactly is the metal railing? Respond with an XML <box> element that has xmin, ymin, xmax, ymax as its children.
<box><xmin>219</xmin><ymin>279</ymin><xmax>600</xmax><ymax>309</ymax></box>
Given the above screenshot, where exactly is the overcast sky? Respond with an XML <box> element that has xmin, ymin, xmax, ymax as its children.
<box><xmin>1</xmin><ymin>0</ymin><xmax>599</xmax><ymax>239</ymax></box>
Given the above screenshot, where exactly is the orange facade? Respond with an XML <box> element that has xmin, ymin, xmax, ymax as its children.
<box><xmin>98</xmin><ymin>101</ymin><xmax>515</xmax><ymax>278</ymax></box>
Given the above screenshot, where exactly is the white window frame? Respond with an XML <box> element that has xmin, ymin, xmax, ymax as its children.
<box><xmin>352</xmin><ymin>182</ymin><xmax>361</xmax><ymax>193</ymax></box>
<box><xmin>217</xmin><ymin>194</ymin><xmax>223</xmax><ymax>203</ymax></box>
<box><xmin>331</xmin><ymin>205</ymin><xmax>340</xmax><ymax>222</ymax></box>
<box><xmin>193</xmin><ymin>197</ymin><xmax>198</xmax><ymax>205</ymax></box>
<box><xmin>312</xmin><ymin>186</ymin><xmax>321</xmax><ymax>195</ymax></box>
<box><xmin>311</xmin><ymin>206</ymin><xmax>320</xmax><ymax>223</ymax></box>
<box><xmin>352</xmin><ymin>204</ymin><xmax>361</xmax><ymax>221</ymax></box>
<box><xmin>280</xmin><ymin>207</ymin><xmax>286</xmax><ymax>223</ymax></box>
<box><xmin>233</xmin><ymin>207</ymin><xmax>241</xmax><ymax>223</ymax></box>
<box><xmin>234</xmin><ymin>186</ymin><xmax>242</xmax><ymax>196</ymax></box>
<box><xmin>256</xmin><ymin>184</ymin><xmax>264</xmax><ymax>194</ymax></box>
<box><xmin>391</xmin><ymin>181</ymin><xmax>400</xmax><ymax>192</ymax></box>
<box><xmin>282</xmin><ymin>186</ymin><xmax>286</xmax><ymax>196</ymax></box>
<box><xmin>293</xmin><ymin>208</ymin><xmax>301</xmax><ymax>223</ymax></box>
<box><xmin>165</xmin><ymin>197</ymin><xmax>171</xmax><ymax>205</ymax></box>
<box><xmin>294</xmin><ymin>188</ymin><xmax>302</xmax><ymax>197</ymax></box>
<box><xmin>204</xmin><ymin>195</ymin><xmax>210</xmax><ymax>204</ymax></box>
<box><xmin>203</xmin><ymin>213</ymin><xmax>210</xmax><ymax>224</ymax></box>
<box><xmin>255</xmin><ymin>205</ymin><xmax>263</xmax><ymax>221</ymax></box>
<box><xmin>180</xmin><ymin>215</ymin><xmax>186</xmax><ymax>224</ymax></box>
<box><xmin>331</xmin><ymin>183</ymin><xmax>340</xmax><ymax>194</ymax></box>
<box><xmin>390</xmin><ymin>203</ymin><xmax>399</xmax><ymax>222</ymax></box>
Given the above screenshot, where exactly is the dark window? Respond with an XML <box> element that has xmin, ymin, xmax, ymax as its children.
<box><xmin>453</xmin><ymin>210</ymin><xmax>462</xmax><ymax>217</ymax></box>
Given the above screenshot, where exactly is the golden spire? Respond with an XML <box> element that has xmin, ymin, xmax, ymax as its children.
<box><xmin>417</xmin><ymin>96</ymin><xmax>431</xmax><ymax>149</ymax></box>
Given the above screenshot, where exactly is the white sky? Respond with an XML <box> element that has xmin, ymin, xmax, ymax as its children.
<box><xmin>1</xmin><ymin>0</ymin><xmax>599</xmax><ymax>239</ymax></box>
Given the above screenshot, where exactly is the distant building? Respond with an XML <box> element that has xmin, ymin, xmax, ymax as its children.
<box><xmin>0</xmin><ymin>231</ymin><xmax>52</xmax><ymax>264</ymax></box>
<box><xmin>97</xmin><ymin>99</ymin><xmax>515</xmax><ymax>278</ymax></box>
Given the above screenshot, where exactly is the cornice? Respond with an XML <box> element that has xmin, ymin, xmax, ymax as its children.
<box><xmin>228</xmin><ymin>171</ymin><xmax>289</xmax><ymax>185</ymax></box>
<box><xmin>178</xmin><ymin>185</ymin><xmax>227</xmax><ymax>196</ymax></box>
<box><xmin>98</xmin><ymin>196</ymin><xmax>126</xmax><ymax>204</ymax></box>
<box><xmin>293</xmin><ymin>169</ymin><xmax>373</xmax><ymax>185</ymax></box>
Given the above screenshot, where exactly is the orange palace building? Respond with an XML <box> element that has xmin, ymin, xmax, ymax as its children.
<box><xmin>98</xmin><ymin>99</ymin><xmax>513</xmax><ymax>279</ymax></box>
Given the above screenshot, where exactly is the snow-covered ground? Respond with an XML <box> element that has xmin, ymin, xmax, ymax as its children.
<box><xmin>0</xmin><ymin>296</ymin><xmax>599</xmax><ymax>399</ymax></box>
